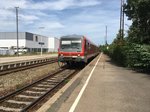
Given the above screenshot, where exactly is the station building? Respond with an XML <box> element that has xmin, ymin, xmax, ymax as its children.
<box><xmin>0</xmin><ymin>32</ymin><xmax>59</xmax><ymax>53</ymax></box>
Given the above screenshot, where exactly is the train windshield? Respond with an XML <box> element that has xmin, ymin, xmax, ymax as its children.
<box><xmin>60</xmin><ymin>38</ymin><xmax>82</xmax><ymax>52</ymax></box>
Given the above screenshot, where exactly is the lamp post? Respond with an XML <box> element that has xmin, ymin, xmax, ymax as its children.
<box><xmin>105</xmin><ymin>25</ymin><xmax>108</xmax><ymax>45</ymax></box>
<box><xmin>15</xmin><ymin>7</ymin><xmax>19</xmax><ymax>56</ymax></box>
<box><xmin>122</xmin><ymin>0</ymin><xmax>125</xmax><ymax>39</ymax></box>
<box><xmin>39</xmin><ymin>27</ymin><xmax>45</xmax><ymax>56</ymax></box>
<box><xmin>120</xmin><ymin>0</ymin><xmax>125</xmax><ymax>40</ymax></box>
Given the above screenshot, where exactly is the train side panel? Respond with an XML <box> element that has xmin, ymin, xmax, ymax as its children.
<box><xmin>83</xmin><ymin>36</ymin><xmax>99</xmax><ymax>62</ymax></box>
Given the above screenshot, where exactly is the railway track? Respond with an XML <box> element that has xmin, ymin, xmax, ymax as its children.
<box><xmin>0</xmin><ymin>58</ymin><xmax>57</xmax><ymax>76</ymax></box>
<box><xmin>0</xmin><ymin>67</ymin><xmax>79</xmax><ymax>112</ymax></box>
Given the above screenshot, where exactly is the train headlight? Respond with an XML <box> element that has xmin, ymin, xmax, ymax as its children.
<box><xmin>61</xmin><ymin>54</ymin><xmax>63</xmax><ymax>56</ymax></box>
<box><xmin>78</xmin><ymin>54</ymin><xmax>80</xmax><ymax>56</ymax></box>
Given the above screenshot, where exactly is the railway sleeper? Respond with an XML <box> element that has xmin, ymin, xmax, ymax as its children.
<box><xmin>0</xmin><ymin>106</ymin><xmax>22</xmax><ymax>112</ymax></box>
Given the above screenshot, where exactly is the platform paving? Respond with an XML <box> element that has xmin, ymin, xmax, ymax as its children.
<box><xmin>56</xmin><ymin>54</ymin><xmax>150</xmax><ymax>112</ymax></box>
<box><xmin>0</xmin><ymin>54</ymin><xmax>57</xmax><ymax>64</ymax></box>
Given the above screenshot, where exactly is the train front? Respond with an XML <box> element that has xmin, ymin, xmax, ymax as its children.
<box><xmin>58</xmin><ymin>35</ymin><xmax>85</xmax><ymax>65</ymax></box>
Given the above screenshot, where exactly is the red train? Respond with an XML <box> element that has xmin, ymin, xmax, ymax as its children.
<box><xmin>58</xmin><ymin>35</ymin><xmax>99</xmax><ymax>65</ymax></box>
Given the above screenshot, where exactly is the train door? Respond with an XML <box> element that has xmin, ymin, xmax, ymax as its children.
<box><xmin>84</xmin><ymin>39</ymin><xmax>88</xmax><ymax>56</ymax></box>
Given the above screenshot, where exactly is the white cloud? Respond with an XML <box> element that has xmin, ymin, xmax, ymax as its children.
<box><xmin>0</xmin><ymin>0</ymin><xmax>101</xmax><ymax>11</ymax></box>
<box><xmin>0</xmin><ymin>21</ymin><xmax>15</xmax><ymax>31</ymax></box>
<box><xmin>40</xmin><ymin>21</ymin><xmax>65</xmax><ymax>29</ymax></box>
<box><xmin>0</xmin><ymin>0</ymin><xmax>132</xmax><ymax>45</ymax></box>
<box><xmin>20</xmin><ymin>0</ymin><xmax>101</xmax><ymax>10</ymax></box>
<box><xmin>75</xmin><ymin>0</ymin><xmax>101</xmax><ymax>7</ymax></box>
<box><xmin>0</xmin><ymin>0</ymin><xmax>28</xmax><ymax>9</ymax></box>
<box><xmin>28</xmin><ymin>21</ymin><xmax>65</xmax><ymax>37</ymax></box>
<box><xmin>29</xmin><ymin>21</ymin><xmax>65</xmax><ymax>31</ymax></box>
<box><xmin>20</xmin><ymin>14</ymin><xmax>39</xmax><ymax>21</ymax></box>
<box><xmin>27</xmin><ymin>0</ymin><xmax>72</xmax><ymax>10</ymax></box>
<box><xmin>0</xmin><ymin>9</ymin><xmax>13</xmax><ymax>15</ymax></box>
<box><xmin>0</xmin><ymin>0</ymin><xmax>101</xmax><ymax>30</ymax></box>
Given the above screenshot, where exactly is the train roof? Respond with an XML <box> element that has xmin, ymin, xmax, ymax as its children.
<box><xmin>60</xmin><ymin>34</ymin><xmax>84</xmax><ymax>39</ymax></box>
<box><xmin>60</xmin><ymin>34</ymin><xmax>98</xmax><ymax>47</ymax></box>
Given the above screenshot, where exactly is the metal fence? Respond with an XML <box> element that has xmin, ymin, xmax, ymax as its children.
<box><xmin>0</xmin><ymin>49</ymin><xmax>15</xmax><ymax>55</ymax></box>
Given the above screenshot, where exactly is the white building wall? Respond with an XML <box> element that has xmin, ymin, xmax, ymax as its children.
<box><xmin>41</xmin><ymin>36</ymin><xmax>48</xmax><ymax>49</ymax></box>
<box><xmin>26</xmin><ymin>40</ymin><xmax>40</xmax><ymax>48</ymax></box>
<box><xmin>0</xmin><ymin>32</ymin><xmax>59</xmax><ymax>52</ymax></box>
<box><xmin>26</xmin><ymin>35</ymin><xmax>48</xmax><ymax>49</ymax></box>
<box><xmin>48</xmin><ymin>38</ymin><xmax>54</xmax><ymax>51</ymax></box>
<box><xmin>54</xmin><ymin>38</ymin><xmax>60</xmax><ymax>52</ymax></box>
<box><xmin>48</xmin><ymin>37</ymin><xmax>59</xmax><ymax>52</ymax></box>
<box><xmin>0</xmin><ymin>39</ymin><xmax>26</xmax><ymax>48</ymax></box>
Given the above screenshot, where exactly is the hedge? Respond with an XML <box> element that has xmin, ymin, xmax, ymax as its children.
<box><xmin>104</xmin><ymin>43</ymin><xmax>150</xmax><ymax>73</ymax></box>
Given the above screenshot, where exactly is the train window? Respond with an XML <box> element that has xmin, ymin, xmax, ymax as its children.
<box><xmin>60</xmin><ymin>39</ymin><xmax>82</xmax><ymax>52</ymax></box>
<box><xmin>72</xmin><ymin>40</ymin><xmax>81</xmax><ymax>43</ymax></box>
<box><xmin>86</xmin><ymin>42</ymin><xmax>89</xmax><ymax>50</ymax></box>
<box><xmin>71</xmin><ymin>40</ymin><xmax>81</xmax><ymax>49</ymax></box>
<box><xmin>61</xmin><ymin>41</ymin><xmax>71</xmax><ymax>49</ymax></box>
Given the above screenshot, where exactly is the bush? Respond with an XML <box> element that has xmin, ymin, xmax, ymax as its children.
<box><xmin>126</xmin><ymin>44</ymin><xmax>150</xmax><ymax>72</ymax></box>
<box><xmin>106</xmin><ymin>43</ymin><xmax>150</xmax><ymax>73</ymax></box>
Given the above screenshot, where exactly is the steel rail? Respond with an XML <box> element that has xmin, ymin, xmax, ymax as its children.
<box><xmin>22</xmin><ymin>69</ymin><xmax>78</xmax><ymax>112</ymax></box>
<box><xmin>0</xmin><ymin>67</ymin><xmax>79</xmax><ymax>112</ymax></box>
<box><xmin>0</xmin><ymin>68</ymin><xmax>64</xmax><ymax>102</ymax></box>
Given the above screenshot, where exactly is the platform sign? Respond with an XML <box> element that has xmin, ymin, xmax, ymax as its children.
<box><xmin>39</xmin><ymin>42</ymin><xmax>44</xmax><ymax>45</ymax></box>
<box><xmin>62</xmin><ymin>41</ymin><xmax>71</xmax><ymax>45</ymax></box>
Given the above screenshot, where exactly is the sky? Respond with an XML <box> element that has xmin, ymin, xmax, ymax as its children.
<box><xmin>0</xmin><ymin>0</ymin><xmax>132</xmax><ymax>45</ymax></box>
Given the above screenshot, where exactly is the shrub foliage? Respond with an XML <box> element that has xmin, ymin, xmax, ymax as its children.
<box><xmin>103</xmin><ymin>43</ymin><xmax>150</xmax><ymax>72</ymax></box>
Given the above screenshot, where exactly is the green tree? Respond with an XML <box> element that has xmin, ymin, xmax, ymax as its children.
<box><xmin>124</xmin><ymin>0</ymin><xmax>150</xmax><ymax>44</ymax></box>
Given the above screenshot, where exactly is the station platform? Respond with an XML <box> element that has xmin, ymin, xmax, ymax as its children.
<box><xmin>37</xmin><ymin>53</ymin><xmax>150</xmax><ymax>112</ymax></box>
<box><xmin>0</xmin><ymin>54</ymin><xmax>57</xmax><ymax>64</ymax></box>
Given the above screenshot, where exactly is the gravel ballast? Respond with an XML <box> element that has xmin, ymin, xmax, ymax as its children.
<box><xmin>0</xmin><ymin>62</ymin><xmax>59</xmax><ymax>97</ymax></box>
